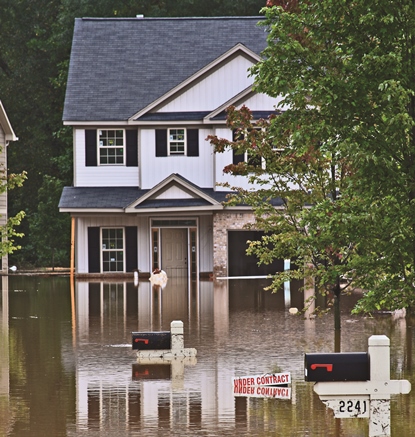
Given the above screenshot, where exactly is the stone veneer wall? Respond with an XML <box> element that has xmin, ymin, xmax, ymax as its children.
<box><xmin>212</xmin><ymin>211</ymin><xmax>256</xmax><ymax>278</ymax></box>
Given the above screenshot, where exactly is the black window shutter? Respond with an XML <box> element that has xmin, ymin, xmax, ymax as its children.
<box><xmin>85</xmin><ymin>130</ymin><xmax>97</xmax><ymax>166</ymax></box>
<box><xmin>125</xmin><ymin>226</ymin><xmax>138</xmax><ymax>272</ymax></box>
<box><xmin>88</xmin><ymin>227</ymin><xmax>100</xmax><ymax>273</ymax></box>
<box><xmin>126</xmin><ymin>129</ymin><xmax>138</xmax><ymax>166</ymax></box>
<box><xmin>233</xmin><ymin>150</ymin><xmax>245</xmax><ymax>164</ymax></box>
<box><xmin>155</xmin><ymin>129</ymin><xmax>168</xmax><ymax>157</ymax></box>
<box><xmin>187</xmin><ymin>129</ymin><xmax>199</xmax><ymax>156</ymax></box>
<box><xmin>232</xmin><ymin>129</ymin><xmax>245</xmax><ymax>164</ymax></box>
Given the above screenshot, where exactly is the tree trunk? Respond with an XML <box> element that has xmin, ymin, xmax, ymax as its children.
<box><xmin>334</xmin><ymin>295</ymin><xmax>341</xmax><ymax>351</ymax></box>
<box><xmin>333</xmin><ymin>274</ymin><xmax>341</xmax><ymax>324</ymax></box>
<box><xmin>334</xmin><ymin>292</ymin><xmax>341</xmax><ymax>330</ymax></box>
<box><xmin>334</xmin><ymin>328</ymin><xmax>341</xmax><ymax>353</ymax></box>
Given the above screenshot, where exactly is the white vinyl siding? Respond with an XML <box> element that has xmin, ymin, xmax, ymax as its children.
<box><xmin>74</xmin><ymin>129</ymin><xmax>139</xmax><ymax>187</ymax></box>
<box><xmin>140</xmin><ymin>128</ymin><xmax>213</xmax><ymax>190</ymax></box>
<box><xmin>0</xmin><ymin>127</ymin><xmax>7</xmax><ymax>271</ymax></box>
<box><xmin>0</xmin><ymin>127</ymin><xmax>6</xmax><ymax>218</ymax></box>
<box><xmin>75</xmin><ymin>216</ymin><xmax>148</xmax><ymax>274</ymax></box>
<box><xmin>74</xmin><ymin>214</ymin><xmax>213</xmax><ymax>275</ymax></box>
<box><xmin>214</xmin><ymin>125</ymin><xmax>282</xmax><ymax>192</ymax></box>
<box><xmin>158</xmin><ymin>55</ymin><xmax>254</xmax><ymax>112</ymax></box>
<box><xmin>0</xmin><ymin>125</ymin><xmax>4</xmax><ymax>148</ymax></box>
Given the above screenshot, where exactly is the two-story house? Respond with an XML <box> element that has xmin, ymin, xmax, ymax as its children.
<box><xmin>59</xmin><ymin>16</ymin><xmax>284</xmax><ymax>278</ymax></box>
<box><xmin>0</xmin><ymin>100</ymin><xmax>18</xmax><ymax>273</ymax></box>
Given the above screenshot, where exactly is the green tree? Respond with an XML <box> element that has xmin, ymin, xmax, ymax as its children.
<box><xmin>29</xmin><ymin>176</ymin><xmax>70</xmax><ymax>269</ymax></box>
<box><xmin>212</xmin><ymin>0</ymin><xmax>415</xmax><ymax>316</ymax></box>
<box><xmin>209</xmin><ymin>105</ymin><xmax>361</xmax><ymax>337</ymax></box>
<box><xmin>0</xmin><ymin>159</ymin><xmax>26</xmax><ymax>258</ymax></box>
<box><xmin>0</xmin><ymin>0</ymin><xmax>73</xmax><ymax>266</ymax></box>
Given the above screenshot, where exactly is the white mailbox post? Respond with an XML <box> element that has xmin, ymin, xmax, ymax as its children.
<box><xmin>312</xmin><ymin>335</ymin><xmax>411</xmax><ymax>436</ymax></box>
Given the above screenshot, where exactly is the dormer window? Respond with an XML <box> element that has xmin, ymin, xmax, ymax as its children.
<box><xmin>99</xmin><ymin>129</ymin><xmax>124</xmax><ymax>164</ymax></box>
<box><xmin>168</xmin><ymin>128</ymin><xmax>186</xmax><ymax>155</ymax></box>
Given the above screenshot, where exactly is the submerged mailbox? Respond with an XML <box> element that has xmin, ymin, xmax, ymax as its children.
<box><xmin>305</xmin><ymin>352</ymin><xmax>370</xmax><ymax>382</ymax></box>
<box><xmin>132</xmin><ymin>331</ymin><xmax>171</xmax><ymax>350</ymax></box>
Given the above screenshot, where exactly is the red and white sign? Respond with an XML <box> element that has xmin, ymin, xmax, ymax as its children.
<box><xmin>233</xmin><ymin>372</ymin><xmax>291</xmax><ymax>389</ymax></box>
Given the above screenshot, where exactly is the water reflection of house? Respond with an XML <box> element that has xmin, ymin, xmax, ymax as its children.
<box><xmin>0</xmin><ymin>277</ymin><xmax>9</xmax><ymax>396</ymax></box>
<box><xmin>75</xmin><ymin>279</ymin><xmax>233</xmax><ymax>430</ymax></box>
<box><xmin>0</xmin><ymin>277</ymin><xmax>10</xmax><ymax>437</ymax></box>
<box><xmin>73</xmin><ymin>278</ymin><xmax>315</xmax><ymax>431</ymax></box>
<box><xmin>59</xmin><ymin>17</ymin><xmax>286</xmax><ymax>280</ymax></box>
<box><xmin>76</xmin><ymin>278</ymin><xmax>203</xmax><ymax>335</ymax></box>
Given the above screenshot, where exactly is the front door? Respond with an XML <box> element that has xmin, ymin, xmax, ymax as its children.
<box><xmin>161</xmin><ymin>228</ymin><xmax>188</xmax><ymax>277</ymax></box>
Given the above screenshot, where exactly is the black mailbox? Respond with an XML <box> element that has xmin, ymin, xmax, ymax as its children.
<box><xmin>304</xmin><ymin>352</ymin><xmax>369</xmax><ymax>382</ymax></box>
<box><xmin>132</xmin><ymin>331</ymin><xmax>171</xmax><ymax>350</ymax></box>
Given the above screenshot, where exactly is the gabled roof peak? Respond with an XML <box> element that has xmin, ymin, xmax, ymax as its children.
<box><xmin>130</xmin><ymin>43</ymin><xmax>260</xmax><ymax>121</ymax></box>
<box><xmin>64</xmin><ymin>16</ymin><xmax>268</xmax><ymax>122</ymax></box>
<box><xmin>0</xmin><ymin>100</ymin><xmax>18</xmax><ymax>142</ymax></box>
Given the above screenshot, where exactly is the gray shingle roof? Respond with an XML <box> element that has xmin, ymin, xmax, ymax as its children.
<box><xmin>138</xmin><ymin>111</ymin><xmax>210</xmax><ymax>122</ymax></box>
<box><xmin>135</xmin><ymin>198</ymin><xmax>212</xmax><ymax>209</ymax></box>
<box><xmin>63</xmin><ymin>16</ymin><xmax>267</xmax><ymax>122</ymax></box>
<box><xmin>58</xmin><ymin>185</ymin><xmax>232</xmax><ymax>209</ymax></box>
<box><xmin>59</xmin><ymin>186</ymin><xmax>146</xmax><ymax>209</ymax></box>
<box><xmin>211</xmin><ymin>110</ymin><xmax>279</xmax><ymax>121</ymax></box>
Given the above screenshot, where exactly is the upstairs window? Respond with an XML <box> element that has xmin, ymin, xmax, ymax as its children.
<box><xmin>85</xmin><ymin>129</ymin><xmax>138</xmax><ymax>167</ymax></box>
<box><xmin>155</xmin><ymin>129</ymin><xmax>199</xmax><ymax>157</ymax></box>
<box><xmin>168</xmin><ymin>128</ymin><xmax>186</xmax><ymax>155</ymax></box>
<box><xmin>232</xmin><ymin>128</ymin><xmax>264</xmax><ymax>169</ymax></box>
<box><xmin>99</xmin><ymin>130</ymin><xmax>124</xmax><ymax>165</ymax></box>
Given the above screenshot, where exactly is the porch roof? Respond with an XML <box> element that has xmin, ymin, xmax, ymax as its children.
<box><xmin>59</xmin><ymin>186</ymin><xmax>144</xmax><ymax>209</ymax></box>
<box><xmin>58</xmin><ymin>186</ymin><xmax>232</xmax><ymax>210</ymax></box>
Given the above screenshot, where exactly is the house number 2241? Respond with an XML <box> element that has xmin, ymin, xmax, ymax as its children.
<box><xmin>338</xmin><ymin>399</ymin><xmax>368</xmax><ymax>415</ymax></box>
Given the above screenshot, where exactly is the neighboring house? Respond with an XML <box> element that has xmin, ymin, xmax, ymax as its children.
<box><xmin>59</xmin><ymin>16</ymin><xmax>284</xmax><ymax>278</ymax></box>
<box><xmin>0</xmin><ymin>101</ymin><xmax>18</xmax><ymax>273</ymax></box>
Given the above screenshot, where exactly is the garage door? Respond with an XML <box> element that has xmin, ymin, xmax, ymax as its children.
<box><xmin>228</xmin><ymin>231</ymin><xmax>284</xmax><ymax>277</ymax></box>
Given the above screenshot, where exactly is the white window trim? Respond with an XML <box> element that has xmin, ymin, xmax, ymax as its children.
<box><xmin>98</xmin><ymin>129</ymin><xmax>126</xmax><ymax>166</ymax></box>
<box><xmin>168</xmin><ymin>128</ymin><xmax>186</xmax><ymax>156</ymax></box>
<box><xmin>243</xmin><ymin>127</ymin><xmax>284</xmax><ymax>170</ymax></box>
<box><xmin>101</xmin><ymin>227</ymin><xmax>125</xmax><ymax>273</ymax></box>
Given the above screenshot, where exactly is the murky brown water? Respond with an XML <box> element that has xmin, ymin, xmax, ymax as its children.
<box><xmin>1</xmin><ymin>275</ymin><xmax>414</xmax><ymax>436</ymax></box>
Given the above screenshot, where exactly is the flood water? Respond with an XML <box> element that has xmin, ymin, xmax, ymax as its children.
<box><xmin>1</xmin><ymin>275</ymin><xmax>414</xmax><ymax>436</ymax></box>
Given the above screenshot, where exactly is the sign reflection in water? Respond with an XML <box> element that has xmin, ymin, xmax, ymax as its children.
<box><xmin>3</xmin><ymin>275</ymin><xmax>415</xmax><ymax>436</ymax></box>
